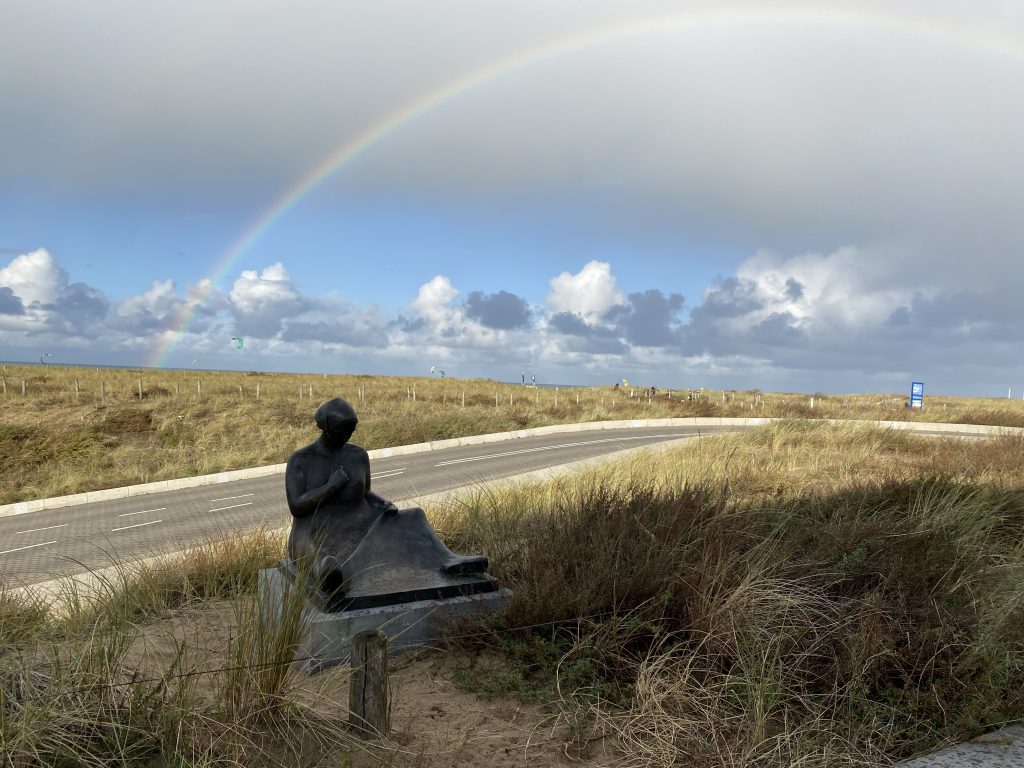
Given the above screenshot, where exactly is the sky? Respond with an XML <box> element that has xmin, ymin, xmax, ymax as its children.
<box><xmin>1</xmin><ymin>0</ymin><xmax>1022</xmax><ymax>395</ymax></box>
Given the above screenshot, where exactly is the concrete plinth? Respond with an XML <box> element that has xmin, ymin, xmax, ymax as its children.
<box><xmin>258</xmin><ymin>566</ymin><xmax>511</xmax><ymax>673</ymax></box>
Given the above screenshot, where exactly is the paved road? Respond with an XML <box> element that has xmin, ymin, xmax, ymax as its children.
<box><xmin>0</xmin><ymin>426</ymin><xmax>740</xmax><ymax>586</ymax></box>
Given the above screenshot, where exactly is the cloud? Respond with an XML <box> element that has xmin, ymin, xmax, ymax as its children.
<box><xmin>0</xmin><ymin>249</ymin><xmax>67</xmax><ymax>306</ymax></box>
<box><xmin>0</xmin><ymin>288</ymin><xmax>25</xmax><ymax>316</ymax></box>
<box><xmin>228</xmin><ymin>263</ymin><xmax>305</xmax><ymax>336</ymax></box>
<box><xmin>608</xmin><ymin>289</ymin><xmax>685</xmax><ymax>347</ymax></box>
<box><xmin>464</xmin><ymin>290</ymin><xmax>531</xmax><ymax>329</ymax></box>
<box><xmin>547</xmin><ymin>261</ymin><xmax>623</xmax><ymax>321</ymax></box>
<box><xmin>547</xmin><ymin>311</ymin><xmax>627</xmax><ymax>354</ymax></box>
<box><xmin>0</xmin><ymin>248</ymin><xmax>1020</xmax><ymax>394</ymax></box>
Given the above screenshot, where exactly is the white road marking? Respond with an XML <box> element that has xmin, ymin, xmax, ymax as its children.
<box><xmin>111</xmin><ymin>520</ymin><xmax>162</xmax><ymax>532</ymax></box>
<box><xmin>209</xmin><ymin>502</ymin><xmax>253</xmax><ymax>513</ymax></box>
<box><xmin>118</xmin><ymin>507</ymin><xmax>167</xmax><ymax>517</ymax></box>
<box><xmin>15</xmin><ymin>523</ymin><xmax>68</xmax><ymax>535</ymax></box>
<box><xmin>434</xmin><ymin>434</ymin><xmax>690</xmax><ymax>467</ymax></box>
<box><xmin>373</xmin><ymin>468</ymin><xmax>406</xmax><ymax>479</ymax></box>
<box><xmin>0</xmin><ymin>540</ymin><xmax>58</xmax><ymax>555</ymax></box>
<box><xmin>209</xmin><ymin>493</ymin><xmax>254</xmax><ymax>503</ymax></box>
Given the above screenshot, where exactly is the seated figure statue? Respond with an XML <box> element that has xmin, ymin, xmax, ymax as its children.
<box><xmin>285</xmin><ymin>397</ymin><xmax>494</xmax><ymax>611</ymax></box>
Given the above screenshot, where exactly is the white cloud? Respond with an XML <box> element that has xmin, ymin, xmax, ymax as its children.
<box><xmin>116</xmin><ymin>279</ymin><xmax>178</xmax><ymax>322</ymax></box>
<box><xmin>229</xmin><ymin>263</ymin><xmax>300</xmax><ymax>315</ymax></box>
<box><xmin>0</xmin><ymin>249</ymin><xmax>67</xmax><ymax>306</ymax></box>
<box><xmin>546</xmin><ymin>261</ymin><xmax>624</xmax><ymax>320</ymax></box>
<box><xmin>411</xmin><ymin>275</ymin><xmax>459</xmax><ymax>326</ymax></box>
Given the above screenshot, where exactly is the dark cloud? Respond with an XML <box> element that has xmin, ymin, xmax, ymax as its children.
<box><xmin>748</xmin><ymin>312</ymin><xmax>805</xmax><ymax>347</ymax></box>
<box><xmin>391</xmin><ymin>315</ymin><xmax>426</xmax><ymax>333</ymax></box>
<box><xmin>464</xmin><ymin>290</ymin><xmax>531</xmax><ymax>330</ymax></box>
<box><xmin>43</xmin><ymin>283</ymin><xmax>109</xmax><ymax>330</ymax></box>
<box><xmin>0</xmin><ymin>287</ymin><xmax>25</xmax><ymax>315</ymax></box>
<box><xmin>548</xmin><ymin>311</ymin><xmax>627</xmax><ymax>354</ymax></box>
<box><xmin>691</xmin><ymin>277</ymin><xmax>764</xmax><ymax>320</ymax></box>
<box><xmin>607</xmin><ymin>289</ymin><xmax>684</xmax><ymax>347</ymax></box>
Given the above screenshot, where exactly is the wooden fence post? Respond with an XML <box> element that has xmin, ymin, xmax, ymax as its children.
<box><xmin>138</xmin><ymin>379</ymin><xmax>143</xmax><ymax>399</ymax></box>
<box><xmin>100</xmin><ymin>380</ymin><xmax>105</xmax><ymax>400</ymax></box>
<box><xmin>461</xmin><ymin>391</ymin><xmax>465</xmax><ymax>408</ymax></box>
<box><xmin>21</xmin><ymin>380</ymin><xmax>26</xmax><ymax>396</ymax></box>
<box><xmin>1</xmin><ymin>377</ymin><xmax>5</xmax><ymax>395</ymax></box>
<box><xmin>349</xmin><ymin>630</ymin><xmax>389</xmax><ymax>737</ymax></box>
<box><xmin>256</xmin><ymin>382</ymin><xmax>260</xmax><ymax>400</ymax></box>
<box><xmin>74</xmin><ymin>378</ymin><xmax>80</xmax><ymax>399</ymax></box>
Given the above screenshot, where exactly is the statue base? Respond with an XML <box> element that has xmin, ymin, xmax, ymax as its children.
<box><xmin>258</xmin><ymin>566</ymin><xmax>512</xmax><ymax>673</ymax></box>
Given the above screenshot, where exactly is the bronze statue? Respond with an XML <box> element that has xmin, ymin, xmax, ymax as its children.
<box><xmin>285</xmin><ymin>398</ymin><xmax>494</xmax><ymax>611</ymax></box>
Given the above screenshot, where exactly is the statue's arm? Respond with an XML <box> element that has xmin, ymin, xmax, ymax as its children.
<box><xmin>362</xmin><ymin>451</ymin><xmax>398</xmax><ymax>514</ymax></box>
<box><xmin>285</xmin><ymin>455</ymin><xmax>346</xmax><ymax>517</ymax></box>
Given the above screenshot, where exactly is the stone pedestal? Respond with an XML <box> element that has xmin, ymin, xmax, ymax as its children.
<box><xmin>258</xmin><ymin>566</ymin><xmax>512</xmax><ymax>673</ymax></box>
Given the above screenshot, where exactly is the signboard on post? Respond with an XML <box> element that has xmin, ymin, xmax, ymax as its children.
<box><xmin>910</xmin><ymin>381</ymin><xmax>924</xmax><ymax>409</ymax></box>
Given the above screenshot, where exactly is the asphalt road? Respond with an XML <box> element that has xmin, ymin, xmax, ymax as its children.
<box><xmin>0</xmin><ymin>426</ymin><xmax>741</xmax><ymax>586</ymax></box>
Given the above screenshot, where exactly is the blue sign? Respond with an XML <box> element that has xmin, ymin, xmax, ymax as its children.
<box><xmin>910</xmin><ymin>381</ymin><xmax>924</xmax><ymax>409</ymax></box>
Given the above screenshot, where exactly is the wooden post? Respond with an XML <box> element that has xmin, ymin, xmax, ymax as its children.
<box><xmin>495</xmin><ymin>391</ymin><xmax>498</xmax><ymax>408</ymax></box>
<box><xmin>1</xmin><ymin>377</ymin><xmax>5</xmax><ymax>395</ymax></box>
<box><xmin>555</xmin><ymin>387</ymin><xmax>558</xmax><ymax>407</ymax></box>
<box><xmin>461</xmin><ymin>391</ymin><xmax>465</xmax><ymax>408</ymax></box>
<box><xmin>308</xmin><ymin>384</ymin><xmax>313</xmax><ymax>399</ymax></box>
<box><xmin>412</xmin><ymin>388</ymin><xmax>416</xmax><ymax>402</ymax></box>
<box><xmin>198</xmin><ymin>379</ymin><xmax>202</xmax><ymax>395</ymax></box>
<box><xmin>21</xmin><ymin>380</ymin><xmax>26</xmax><ymax>396</ymax></box>
<box><xmin>100</xmin><ymin>380</ymin><xmax>105</xmax><ymax>400</ymax></box>
<box><xmin>576</xmin><ymin>391</ymin><xmax>579</xmax><ymax>406</ymax></box>
<box><xmin>74</xmin><ymin>378</ymin><xmax>80</xmax><ymax>399</ymax></box>
<box><xmin>349</xmin><ymin>630</ymin><xmax>389</xmax><ymax>737</ymax></box>
<box><xmin>138</xmin><ymin>379</ymin><xmax>143</xmax><ymax>399</ymax></box>
<box><xmin>256</xmin><ymin>382</ymin><xmax>260</xmax><ymax>400</ymax></box>
<box><xmin>238</xmin><ymin>384</ymin><xmax>243</xmax><ymax>397</ymax></box>
<box><xmin>175</xmin><ymin>382</ymin><xmax>180</xmax><ymax>396</ymax></box>
<box><xmin>509</xmin><ymin>391</ymin><xmax>513</xmax><ymax>406</ymax></box>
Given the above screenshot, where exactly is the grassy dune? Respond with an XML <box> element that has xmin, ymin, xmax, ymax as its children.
<box><xmin>1</xmin><ymin>421</ymin><xmax>1021</xmax><ymax>765</ymax></box>
<box><xmin>3</xmin><ymin>362</ymin><xmax>1024</xmax><ymax>503</ymax></box>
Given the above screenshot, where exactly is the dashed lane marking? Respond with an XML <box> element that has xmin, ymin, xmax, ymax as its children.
<box><xmin>111</xmin><ymin>520</ymin><xmax>162</xmax><ymax>532</ymax></box>
<box><xmin>118</xmin><ymin>507</ymin><xmax>167</xmax><ymax>517</ymax></box>
<box><xmin>15</xmin><ymin>523</ymin><xmax>68</xmax><ymax>535</ymax></box>
<box><xmin>434</xmin><ymin>434</ymin><xmax>690</xmax><ymax>467</ymax></box>
<box><xmin>0</xmin><ymin>540</ymin><xmax>58</xmax><ymax>555</ymax></box>
<box><xmin>208</xmin><ymin>502</ymin><xmax>253</xmax><ymax>513</ymax></box>
<box><xmin>208</xmin><ymin>493</ymin><xmax>254</xmax><ymax>503</ymax></box>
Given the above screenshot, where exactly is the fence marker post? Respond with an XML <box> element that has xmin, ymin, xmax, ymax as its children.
<box><xmin>138</xmin><ymin>379</ymin><xmax>143</xmax><ymax>400</ymax></box>
<box><xmin>349</xmin><ymin>630</ymin><xmax>389</xmax><ymax>737</ymax></box>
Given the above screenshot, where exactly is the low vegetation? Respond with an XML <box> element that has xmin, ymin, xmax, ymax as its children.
<box><xmin>1</xmin><ymin>421</ymin><xmax>1021</xmax><ymax>765</ymax></box>
<box><xmin>3</xmin><ymin>362</ymin><xmax>1024</xmax><ymax>503</ymax></box>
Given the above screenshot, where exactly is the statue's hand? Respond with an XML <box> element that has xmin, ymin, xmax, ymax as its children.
<box><xmin>383</xmin><ymin>500</ymin><xmax>399</xmax><ymax>516</ymax></box>
<box><xmin>328</xmin><ymin>466</ymin><xmax>349</xmax><ymax>489</ymax></box>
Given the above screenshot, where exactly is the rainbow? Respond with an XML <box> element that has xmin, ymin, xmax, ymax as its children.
<box><xmin>148</xmin><ymin>5</ymin><xmax>1024</xmax><ymax>368</ymax></box>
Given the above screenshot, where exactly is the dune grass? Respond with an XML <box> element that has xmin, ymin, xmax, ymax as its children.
<box><xmin>0</xmin><ymin>421</ymin><xmax>1021</xmax><ymax>765</ymax></box>
<box><xmin>434</xmin><ymin>422</ymin><xmax>1024</xmax><ymax>766</ymax></box>
<box><xmin>3</xmin><ymin>362</ymin><xmax>1024</xmax><ymax>504</ymax></box>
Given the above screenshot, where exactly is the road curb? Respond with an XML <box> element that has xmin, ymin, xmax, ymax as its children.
<box><xmin>2</xmin><ymin>417</ymin><xmax>1019</xmax><ymax>518</ymax></box>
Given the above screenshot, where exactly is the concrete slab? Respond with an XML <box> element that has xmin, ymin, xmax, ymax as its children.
<box><xmin>900</xmin><ymin>724</ymin><xmax>1024</xmax><ymax>767</ymax></box>
<box><xmin>258</xmin><ymin>566</ymin><xmax>512</xmax><ymax>674</ymax></box>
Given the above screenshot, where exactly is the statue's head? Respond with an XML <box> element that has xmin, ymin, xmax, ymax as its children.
<box><xmin>315</xmin><ymin>398</ymin><xmax>358</xmax><ymax>446</ymax></box>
